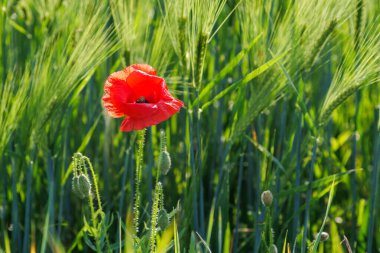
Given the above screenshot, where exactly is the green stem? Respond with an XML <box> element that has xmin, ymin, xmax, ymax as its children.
<box><xmin>83</xmin><ymin>156</ymin><xmax>109</xmax><ymax>252</ymax></box>
<box><xmin>85</xmin><ymin>157</ymin><xmax>103</xmax><ymax>214</ymax></box>
<box><xmin>301</xmin><ymin>137</ymin><xmax>318</xmax><ymax>253</ymax></box>
<box><xmin>87</xmin><ymin>192</ymin><xmax>102</xmax><ymax>252</ymax></box>
<box><xmin>134</xmin><ymin>129</ymin><xmax>146</xmax><ymax>235</ymax></box>
<box><xmin>149</xmin><ymin>182</ymin><xmax>162</xmax><ymax>253</ymax></box>
<box><xmin>88</xmin><ymin>195</ymin><xmax>97</xmax><ymax>227</ymax></box>
<box><xmin>268</xmin><ymin>208</ymin><xmax>273</xmax><ymax>247</ymax></box>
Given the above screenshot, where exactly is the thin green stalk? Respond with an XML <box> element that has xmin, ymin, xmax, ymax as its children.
<box><xmin>81</xmin><ymin>154</ymin><xmax>108</xmax><ymax>252</ymax></box>
<box><xmin>262</xmin><ymin>205</ymin><xmax>273</xmax><ymax>251</ymax></box>
<box><xmin>233</xmin><ymin>154</ymin><xmax>244</xmax><ymax>253</ymax></box>
<box><xmin>118</xmin><ymin>146</ymin><xmax>132</xmax><ymax>218</ymax></box>
<box><xmin>349</xmin><ymin>93</ymin><xmax>360</xmax><ymax>250</ymax></box>
<box><xmin>292</xmin><ymin>114</ymin><xmax>302</xmax><ymax>243</ymax></box>
<box><xmin>253</xmin><ymin>119</ymin><xmax>263</xmax><ymax>253</ymax></box>
<box><xmin>41</xmin><ymin>151</ymin><xmax>56</xmax><ymax>253</ymax></box>
<box><xmin>87</xmin><ymin>190</ymin><xmax>101</xmax><ymax>252</ymax></box>
<box><xmin>134</xmin><ymin>129</ymin><xmax>146</xmax><ymax>235</ymax></box>
<box><xmin>88</xmin><ymin>192</ymin><xmax>97</xmax><ymax>227</ymax></box>
<box><xmin>311</xmin><ymin>178</ymin><xmax>335</xmax><ymax>253</ymax></box>
<box><xmin>57</xmin><ymin>126</ymin><xmax>69</xmax><ymax>237</ymax></box>
<box><xmin>147</xmin><ymin>128</ymin><xmax>154</xmax><ymax>209</ymax></box>
<box><xmin>103</xmin><ymin>117</ymin><xmax>111</xmax><ymax>213</ymax></box>
<box><xmin>149</xmin><ymin>182</ymin><xmax>163</xmax><ymax>253</ymax></box>
<box><xmin>188</xmin><ymin>113</ymin><xmax>199</xmax><ymax>232</ymax></box>
<box><xmin>367</xmin><ymin>107</ymin><xmax>379</xmax><ymax>251</ymax></box>
<box><xmin>301</xmin><ymin>137</ymin><xmax>318</xmax><ymax>253</ymax></box>
<box><xmin>22</xmin><ymin>156</ymin><xmax>33</xmax><ymax>253</ymax></box>
<box><xmin>84</xmin><ymin>157</ymin><xmax>103</xmax><ymax>215</ymax></box>
<box><xmin>11</xmin><ymin>152</ymin><xmax>19</xmax><ymax>252</ymax></box>
<box><xmin>195</xmin><ymin>89</ymin><xmax>205</xmax><ymax>237</ymax></box>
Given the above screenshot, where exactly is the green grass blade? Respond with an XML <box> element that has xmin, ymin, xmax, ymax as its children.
<box><xmin>311</xmin><ymin>177</ymin><xmax>336</xmax><ymax>253</ymax></box>
<box><xmin>201</xmin><ymin>51</ymin><xmax>287</xmax><ymax>111</ymax></box>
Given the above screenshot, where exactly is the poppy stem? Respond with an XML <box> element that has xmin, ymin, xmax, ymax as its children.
<box><xmin>149</xmin><ymin>181</ymin><xmax>163</xmax><ymax>253</ymax></box>
<box><xmin>83</xmin><ymin>156</ymin><xmax>108</xmax><ymax>252</ymax></box>
<box><xmin>133</xmin><ymin>128</ymin><xmax>146</xmax><ymax>237</ymax></box>
<box><xmin>84</xmin><ymin>156</ymin><xmax>103</xmax><ymax>215</ymax></box>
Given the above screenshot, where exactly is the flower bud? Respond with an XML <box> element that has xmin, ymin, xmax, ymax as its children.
<box><xmin>157</xmin><ymin>209</ymin><xmax>170</xmax><ymax>230</ymax></box>
<box><xmin>72</xmin><ymin>174</ymin><xmax>92</xmax><ymax>199</ymax></box>
<box><xmin>320</xmin><ymin>232</ymin><xmax>329</xmax><ymax>242</ymax></box>
<box><xmin>261</xmin><ymin>190</ymin><xmax>273</xmax><ymax>207</ymax></box>
<box><xmin>73</xmin><ymin>152</ymin><xmax>83</xmax><ymax>160</ymax></box>
<box><xmin>72</xmin><ymin>176</ymin><xmax>82</xmax><ymax>198</ymax></box>
<box><xmin>159</xmin><ymin>150</ymin><xmax>171</xmax><ymax>175</ymax></box>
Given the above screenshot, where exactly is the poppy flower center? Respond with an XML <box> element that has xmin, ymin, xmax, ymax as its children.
<box><xmin>136</xmin><ymin>96</ymin><xmax>148</xmax><ymax>103</ymax></box>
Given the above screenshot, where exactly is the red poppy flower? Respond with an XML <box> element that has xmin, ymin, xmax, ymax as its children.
<box><xmin>102</xmin><ymin>64</ymin><xmax>184</xmax><ymax>132</ymax></box>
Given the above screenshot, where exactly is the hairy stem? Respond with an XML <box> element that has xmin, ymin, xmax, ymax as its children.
<box><xmin>134</xmin><ymin>129</ymin><xmax>146</xmax><ymax>235</ymax></box>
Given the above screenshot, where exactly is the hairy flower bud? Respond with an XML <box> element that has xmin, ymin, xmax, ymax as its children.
<box><xmin>261</xmin><ymin>190</ymin><xmax>273</xmax><ymax>207</ymax></box>
<box><xmin>159</xmin><ymin>151</ymin><xmax>171</xmax><ymax>175</ymax></box>
<box><xmin>158</xmin><ymin>129</ymin><xmax>172</xmax><ymax>175</ymax></box>
<box><xmin>72</xmin><ymin>176</ymin><xmax>82</xmax><ymax>198</ymax></box>
<box><xmin>72</xmin><ymin>174</ymin><xmax>92</xmax><ymax>199</ymax></box>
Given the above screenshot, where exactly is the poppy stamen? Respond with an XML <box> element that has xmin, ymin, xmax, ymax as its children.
<box><xmin>136</xmin><ymin>96</ymin><xmax>148</xmax><ymax>103</ymax></box>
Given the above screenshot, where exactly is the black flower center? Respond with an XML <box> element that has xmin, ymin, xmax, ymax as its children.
<box><xmin>136</xmin><ymin>96</ymin><xmax>148</xmax><ymax>103</ymax></box>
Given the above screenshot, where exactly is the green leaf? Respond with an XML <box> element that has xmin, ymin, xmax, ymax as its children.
<box><xmin>311</xmin><ymin>178</ymin><xmax>336</xmax><ymax>253</ymax></box>
<box><xmin>206</xmin><ymin>201</ymin><xmax>215</xmax><ymax>245</ymax></box>
<box><xmin>189</xmin><ymin>233</ymin><xmax>197</xmax><ymax>253</ymax></box>
<box><xmin>223</xmin><ymin>223</ymin><xmax>231</xmax><ymax>253</ymax></box>
<box><xmin>174</xmin><ymin>219</ymin><xmax>181</xmax><ymax>253</ymax></box>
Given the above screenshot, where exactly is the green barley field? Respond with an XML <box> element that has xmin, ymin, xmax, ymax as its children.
<box><xmin>1</xmin><ymin>0</ymin><xmax>379</xmax><ymax>252</ymax></box>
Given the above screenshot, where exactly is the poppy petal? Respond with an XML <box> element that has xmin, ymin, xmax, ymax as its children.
<box><xmin>120</xmin><ymin>117</ymin><xmax>150</xmax><ymax>132</ymax></box>
<box><xmin>130</xmin><ymin>64</ymin><xmax>157</xmax><ymax>76</ymax></box>
<box><xmin>102</xmin><ymin>93</ymin><xmax>125</xmax><ymax>118</ymax></box>
<box><xmin>126</xmin><ymin>70</ymin><xmax>166</xmax><ymax>103</ymax></box>
<box><xmin>119</xmin><ymin>100</ymin><xmax>183</xmax><ymax>132</ymax></box>
<box><xmin>124</xmin><ymin>103</ymin><xmax>158</xmax><ymax>118</ymax></box>
<box><xmin>102</xmin><ymin>80</ymin><xmax>135</xmax><ymax>117</ymax></box>
<box><xmin>105</xmin><ymin>69</ymin><xmax>128</xmax><ymax>85</ymax></box>
<box><xmin>156</xmin><ymin>99</ymin><xmax>183</xmax><ymax>120</ymax></box>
